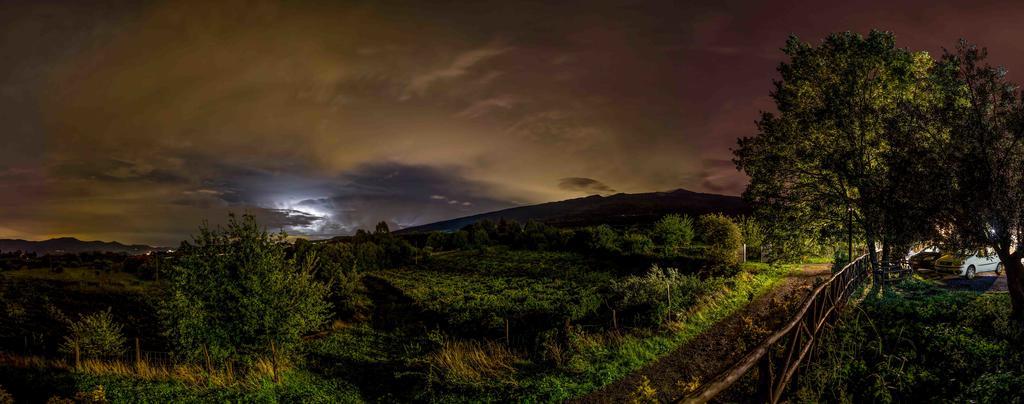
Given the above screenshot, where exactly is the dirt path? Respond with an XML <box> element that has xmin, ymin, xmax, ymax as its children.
<box><xmin>578</xmin><ymin>264</ymin><xmax>833</xmax><ymax>403</ymax></box>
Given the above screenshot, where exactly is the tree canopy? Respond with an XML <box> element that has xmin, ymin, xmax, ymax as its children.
<box><xmin>736</xmin><ymin>30</ymin><xmax>943</xmax><ymax>266</ymax></box>
<box><xmin>161</xmin><ymin>214</ymin><xmax>331</xmax><ymax>364</ymax></box>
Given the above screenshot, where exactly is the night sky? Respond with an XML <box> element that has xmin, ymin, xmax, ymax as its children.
<box><xmin>2</xmin><ymin>0</ymin><xmax>1023</xmax><ymax>245</ymax></box>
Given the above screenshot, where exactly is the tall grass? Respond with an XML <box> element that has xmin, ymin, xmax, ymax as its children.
<box><xmin>427</xmin><ymin>338</ymin><xmax>522</xmax><ymax>387</ymax></box>
<box><xmin>0</xmin><ymin>352</ymin><xmax>281</xmax><ymax>389</ymax></box>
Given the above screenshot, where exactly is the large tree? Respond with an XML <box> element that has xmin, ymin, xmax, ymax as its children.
<box><xmin>735</xmin><ymin>31</ymin><xmax>943</xmax><ymax>268</ymax></box>
<box><xmin>934</xmin><ymin>42</ymin><xmax>1024</xmax><ymax>320</ymax></box>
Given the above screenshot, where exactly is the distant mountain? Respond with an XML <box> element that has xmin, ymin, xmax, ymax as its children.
<box><xmin>0</xmin><ymin>237</ymin><xmax>163</xmax><ymax>255</ymax></box>
<box><xmin>397</xmin><ymin>188</ymin><xmax>750</xmax><ymax>233</ymax></box>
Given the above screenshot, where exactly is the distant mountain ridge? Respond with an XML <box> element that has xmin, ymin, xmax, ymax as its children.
<box><xmin>397</xmin><ymin>188</ymin><xmax>749</xmax><ymax>233</ymax></box>
<box><xmin>0</xmin><ymin>237</ymin><xmax>162</xmax><ymax>255</ymax></box>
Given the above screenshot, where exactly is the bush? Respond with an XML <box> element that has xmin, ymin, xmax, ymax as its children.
<box><xmin>60</xmin><ymin>309</ymin><xmax>126</xmax><ymax>360</ymax></box>
<box><xmin>737</xmin><ymin>216</ymin><xmax>765</xmax><ymax>260</ymax></box>
<box><xmin>305</xmin><ymin>243</ymin><xmax>369</xmax><ymax>316</ymax></box>
<box><xmin>652</xmin><ymin>214</ymin><xmax>695</xmax><ymax>253</ymax></box>
<box><xmin>574</xmin><ymin>225</ymin><xmax>620</xmax><ymax>254</ymax></box>
<box><xmin>161</xmin><ymin>214</ymin><xmax>331</xmax><ymax>365</ymax></box>
<box><xmin>698</xmin><ymin>214</ymin><xmax>742</xmax><ymax>272</ymax></box>
<box><xmin>621</xmin><ymin>233</ymin><xmax>655</xmax><ymax>256</ymax></box>
<box><xmin>426</xmin><ymin>232</ymin><xmax>448</xmax><ymax>251</ymax></box>
<box><xmin>610</xmin><ymin>265</ymin><xmax>721</xmax><ymax>326</ymax></box>
<box><xmin>796</xmin><ymin>279</ymin><xmax>1024</xmax><ymax>403</ymax></box>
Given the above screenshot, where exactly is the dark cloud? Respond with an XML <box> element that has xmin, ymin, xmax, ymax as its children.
<box><xmin>4</xmin><ymin>0</ymin><xmax>1024</xmax><ymax>244</ymax></box>
<box><xmin>53</xmin><ymin>159</ymin><xmax>189</xmax><ymax>184</ymax></box>
<box><xmin>558</xmin><ymin>177</ymin><xmax>617</xmax><ymax>195</ymax></box>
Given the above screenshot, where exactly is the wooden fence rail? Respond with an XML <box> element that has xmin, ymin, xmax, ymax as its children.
<box><xmin>678</xmin><ymin>253</ymin><xmax>873</xmax><ymax>404</ymax></box>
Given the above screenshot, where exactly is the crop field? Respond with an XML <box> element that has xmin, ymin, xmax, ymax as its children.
<box><xmin>0</xmin><ymin>216</ymin><xmax>808</xmax><ymax>402</ymax></box>
<box><xmin>370</xmin><ymin>249</ymin><xmax>614</xmax><ymax>330</ymax></box>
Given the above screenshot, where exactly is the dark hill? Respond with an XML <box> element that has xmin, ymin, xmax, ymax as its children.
<box><xmin>396</xmin><ymin>188</ymin><xmax>749</xmax><ymax>233</ymax></box>
<box><xmin>0</xmin><ymin>237</ymin><xmax>161</xmax><ymax>255</ymax></box>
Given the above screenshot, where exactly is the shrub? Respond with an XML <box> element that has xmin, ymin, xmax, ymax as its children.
<box><xmin>60</xmin><ymin>309</ymin><xmax>126</xmax><ymax>360</ymax></box>
<box><xmin>309</xmin><ymin>243</ymin><xmax>369</xmax><ymax>316</ymax></box>
<box><xmin>698</xmin><ymin>214</ymin><xmax>743</xmax><ymax>271</ymax></box>
<box><xmin>575</xmin><ymin>225</ymin><xmax>620</xmax><ymax>254</ymax></box>
<box><xmin>450</xmin><ymin>231</ymin><xmax>471</xmax><ymax>250</ymax></box>
<box><xmin>621</xmin><ymin>233</ymin><xmax>655</xmax><ymax>256</ymax></box>
<box><xmin>610</xmin><ymin>266</ymin><xmax>720</xmax><ymax>326</ymax></box>
<box><xmin>161</xmin><ymin>213</ymin><xmax>331</xmax><ymax>365</ymax></box>
<box><xmin>737</xmin><ymin>216</ymin><xmax>765</xmax><ymax>260</ymax></box>
<box><xmin>426</xmin><ymin>232</ymin><xmax>448</xmax><ymax>251</ymax></box>
<box><xmin>652</xmin><ymin>214</ymin><xmax>695</xmax><ymax>253</ymax></box>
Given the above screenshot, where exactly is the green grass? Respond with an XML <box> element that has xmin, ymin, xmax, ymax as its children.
<box><xmin>0</xmin><ymin>365</ymin><xmax>363</xmax><ymax>403</ymax></box>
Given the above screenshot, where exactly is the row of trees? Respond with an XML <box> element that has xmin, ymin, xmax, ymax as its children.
<box><xmin>736</xmin><ymin>31</ymin><xmax>1024</xmax><ymax>320</ymax></box>
<box><xmin>424</xmin><ymin>214</ymin><xmax>747</xmax><ymax>268</ymax></box>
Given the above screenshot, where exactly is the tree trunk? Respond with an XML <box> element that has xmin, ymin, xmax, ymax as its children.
<box><xmin>1003</xmin><ymin>257</ymin><xmax>1024</xmax><ymax>322</ymax></box>
<box><xmin>866</xmin><ymin>235</ymin><xmax>879</xmax><ymax>272</ymax></box>
<box><xmin>881</xmin><ymin>241</ymin><xmax>890</xmax><ymax>266</ymax></box>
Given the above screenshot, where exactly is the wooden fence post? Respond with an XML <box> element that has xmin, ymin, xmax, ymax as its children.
<box><xmin>74</xmin><ymin>340</ymin><xmax>81</xmax><ymax>370</ymax></box>
<box><xmin>612</xmin><ymin>309</ymin><xmax>618</xmax><ymax>331</ymax></box>
<box><xmin>756</xmin><ymin>355</ymin><xmax>773</xmax><ymax>403</ymax></box>
<box><xmin>135</xmin><ymin>337</ymin><xmax>142</xmax><ymax>367</ymax></box>
<box><xmin>504</xmin><ymin>318</ymin><xmax>510</xmax><ymax>344</ymax></box>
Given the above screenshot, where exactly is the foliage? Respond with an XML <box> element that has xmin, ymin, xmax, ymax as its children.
<box><xmin>161</xmin><ymin>214</ymin><xmax>331</xmax><ymax>365</ymax></box>
<box><xmin>628</xmin><ymin>376</ymin><xmax>658</xmax><ymax>403</ymax></box>
<box><xmin>931</xmin><ymin>42</ymin><xmax>1024</xmax><ymax>320</ymax></box>
<box><xmin>735</xmin><ymin>30</ymin><xmax>944</xmax><ymax>266</ymax></box>
<box><xmin>737</xmin><ymin>216</ymin><xmax>766</xmax><ymax>260</ymax></box>
<box><xmin>620</xmin><ymin>233</ymin><xmax>655</xmax><ymax>256</ymax></box>
<box><xmin>796</xmin><ymin>278</ymin><xmax>1024</xmax><ymax>403</ymax></box>
<box><xmin>651</xmin><ymin>214</ymin><xmax>695</xmax><ymax>253</ymax></box>
<box><xmin>698</xmin><ymin>214</ymin><xmax>743</xmax><ymax>272</ymax></box>
<box><xmin>59</xmin><ymin>309</ymin><xmax>126</xmax><ymax>360</ymax></box>
<box><xmin>610</xmin><ymin>266</ymin><xmax>724</xmax><ymax>327</ymax></box>
<box><xmin>75</xmin><ymin>370</ymin><xmax>361</xmax><ymax>403</ymax></box>
<box><xmin>576</xmin><ymin>225</ymin><xmax>622</xmax><ymax>255</ymax></box>
<box><xmin>373</xmin><ymin>269</ymin><xmax>603</xmax><ymax>327</ymax></box>
<box><xmin>505</xmin><ymin>264</ymin><xmax>794</xmax><ymax>402</ymax></box>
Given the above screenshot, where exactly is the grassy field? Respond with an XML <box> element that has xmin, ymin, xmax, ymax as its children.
<box><xmin>2</xmin><ymin>267</ymin><xmax>150</xmax><ymax>292</ymax></box>
<box><xmin>0</xmin><ymin>248</ymin><xmax>803</xmax><ymax>402</ymax></box>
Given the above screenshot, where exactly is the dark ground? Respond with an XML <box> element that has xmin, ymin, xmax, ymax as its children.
<box><xmin>917</xmin><ymin>268</ymin><xmax>1007</xmax><ymax>292</ymax></box>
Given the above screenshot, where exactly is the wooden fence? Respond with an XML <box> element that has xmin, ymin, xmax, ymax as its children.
<box><xmin>677</xmin><ymin>253</ymin><xmax>873</xmax><ymax>403</ymax></box>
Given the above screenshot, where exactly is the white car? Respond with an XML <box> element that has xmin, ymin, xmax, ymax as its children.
<box><xmin>934</xmin><ymin>248</ymin><xmax>1003</xmax><ymax>279</ymax></box>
